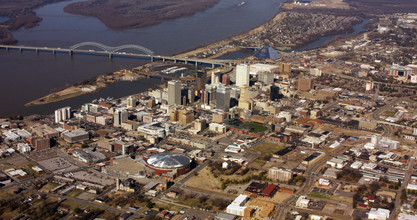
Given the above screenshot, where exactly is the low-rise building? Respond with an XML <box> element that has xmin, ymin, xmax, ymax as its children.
<box><xmin>295</xmin><ymin>196</ymin><xmax>310</xmax><ymax>208</ymax></box>
<box><xmin>268</xmin><ymin>167</ymin><xmax>293</xmax><ymax>182</ymax></box>
<box><xmin>63</xmin><ymin>129</ymin><xmax>89</xmax><ymax>143</ymax></box>
<box><xmin>226</xmin><ymin>194</ymin><xmax>248</xmax><ymax>217</ymax></box>
<box><xmin>368</xmin><ymin>208</ymin><xmax>390</xmax><ymax>220</ymax></box>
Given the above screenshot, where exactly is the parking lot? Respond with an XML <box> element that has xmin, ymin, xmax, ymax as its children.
<box><xmin>37</xmin><ymin>157</ymin><xmax>79</xmax><ymax>173</ymax></box>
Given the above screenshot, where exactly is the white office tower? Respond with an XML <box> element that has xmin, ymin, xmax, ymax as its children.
<box><xmin>211</xmin><ymin>71</ymin><xmax>220</xmax><ymax>85</ymax></box>
<box><xmin>236</xmin><ymin>64</ymin><xmax>250</xmax><ymax>87</ymax></box>
<box><xmin>55</xmin><ymin>106</ymin><xmax>71</xmax><ymax>123</ymax></box>
<box><xmin>168</xmin><ymin>80</ymin><xmax>181</xmax><ymax>105</ymax></box>
<box><xmin>113</xmin><ymin>109</ymin><xmax>128</xmax><ymax>127</ymax></box>
<box><xmin>126</xmin><ymin>96</ymin><xmax>137</xmax><ymax>108</ymax></box>
<box><xmin>371</xmin><ymin>134</ymin><xmax>381</xmax><ymax>146</ymax></box>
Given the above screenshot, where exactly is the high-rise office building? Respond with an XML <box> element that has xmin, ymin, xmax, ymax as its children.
<box><xmin>279</xmin><ymin>63</ymin><xmax>291</xmax><ymax>73</ymax></box>
<box><xmin>258</xmin><ymin>71</ymin><xmax>274</xmax><ymax>85</ymax></box>
<box><xmin>126</xmin><ymin>96</ymin><xmax>136</xmax><ymax>108</ymax></box>
<box><xmin>113</xmin><ymin>109</ymin><xmax>128</xmax><ymax>127</ymax></box>
<box><xmin>216</xmin><ymin>86</ymin><xmax>231</xmax><ymax>111</ymax></box>
<box><xmin>297</xmin><ymin>78</ymin><xmax>313</xmax><ymax>91</ymax></box>
<box><xmin>196</xmin><ymin>70</ymin><xmax>207</xmax><ymax>91</ymax></box>
<box><xmin>222</xmin><ymin>74</ymin><xmax>230</xmax><ymax>85</ymax></box>
<box><xmin>55</xmin><ymin>107</ymin><xmax>71</xmax><ymax>123</ymax></box>
<box><xmin>270</xmin><ymin>85</ymin><xmax>281</xmax><ymax>101</ymax></box>
<box><xmin>168</xmin><ymin>80</ymin><xmax>181</xmax><ymax>105</ymax></box>
<box><xmin>211</xmin><ymin>71</ymin><xmax>220</xmax><ymax>85</ymax></box>
<box><xmin>238</xmin><ymin>85</ymin><xmax>252</xmax><ymax>110</ymax></box>
<box><xmin>188</xmin><ymin>88</ymin><xmax>195</xmax><ymax>104</ymax></box>
<box><xmin>236</xmin><ymin>64</ymin><xmax>250</xmax><ymax>87</ymax></box>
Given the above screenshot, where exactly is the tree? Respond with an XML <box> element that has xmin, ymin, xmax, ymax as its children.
<box><xmin>146</xmin><ymin>201</ymin><xmax>155</xmax><ymax>209</ymax></box>
<box><xmin>401</xmin><ymin>189</ymin><xmax>407</xmax><ymax>201</ymax></box>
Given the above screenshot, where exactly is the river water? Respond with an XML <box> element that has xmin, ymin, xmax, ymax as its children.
<box><xmin>0</xmin><ymin>0</ymin><xmax>283</xmax><ymax>116</ymax></box>
<box><xmin>0</xmin><ymin>0</ymin><xmax>368</xmax><ymax>116</ymax></box>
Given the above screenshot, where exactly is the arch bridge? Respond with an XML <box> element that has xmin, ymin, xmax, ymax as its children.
<box><xmin>69</xmin><ymin>42</ymin><xmax>155</xmax><ymax>55</ymax></box>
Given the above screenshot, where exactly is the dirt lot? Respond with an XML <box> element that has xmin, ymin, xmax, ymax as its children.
<box><xmin>316</xmin><ymin>123</ymin><xmax>375</xmax><ymax>137</ymax></box>
<box><xmin>185</xmin><ymin>166</ymin><xmax>222</xmax><ymax>193</ymax></box>
<box><xmin>257</xmin><ymin>191</ymin><xmax>293</xmax><ymax>203</ymax></box>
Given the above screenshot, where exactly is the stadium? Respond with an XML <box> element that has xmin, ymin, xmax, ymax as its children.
<box><xmin>144</xmin><ymin>153</ymin><xmax>192</xmax><ymax>180</ymax></box>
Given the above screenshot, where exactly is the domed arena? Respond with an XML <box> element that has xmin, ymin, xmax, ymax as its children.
<box><xmin>144</xmin><ymin>153</ymin><xmax>192</xmax><ymax>179</ymax></box>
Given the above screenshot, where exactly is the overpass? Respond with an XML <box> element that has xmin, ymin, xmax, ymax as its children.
<box><xmin>0</xmin><ymin>42</ymin><xmax>239</xmax><ymax>68</ymax></box>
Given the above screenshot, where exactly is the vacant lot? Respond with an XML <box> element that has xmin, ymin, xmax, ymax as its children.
<box><xmin>247</xmin><ymin>141</ymin><xmax>286</xmax><ymax>155</ymax></box>
<box><xmin>185</xmin><ymin>166</ymin><xmax>222</xmax><ymax>192</ymax></box>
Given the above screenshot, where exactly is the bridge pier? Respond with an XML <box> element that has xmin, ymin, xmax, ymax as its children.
<box><xmin>19</xmin><ymin>48</ymin><xmax>22</xmax><ymax>53</ymax></box>
<box><xmin>108</xmin><ymin>53</ymin><xmax>113</xmax><ymax>59</ymax></box>
<box><xmin>195</xmin><ymin>62</ymin><xmax>198</xmax><ymax>68</ymax></box>
<box><xmin>162</xmin><ymin>58</ymin><xmax>165</xmax><ymax>62</ymax></box>
<box><xmin>35</xmin><ymin>48</ymin><xmax>39</xmax><ymax>54</ymax></box>
<box><xmin>151</xmin><ymin>56</ymin><xmax>154</xmax><ymax>62</ymax></box>
<box><xmin>52</xmin><ymin>50</ymin><xmax>56</xmax><ymax>55</ymax></box>
<box><xmin>69</xmin><ymin>50</ymin><xmax>73</xmax><ymax>56</ymax></box>
<box><xmin>212</xmin><ymin>64</ymin><xmax>215</xmax><ymax>68</ymax></box>
<box><xmin>5</xmin><ymin>47</ymin><xmax>8</xmax><ymax>52</ymax></box>
<box><xmin>174</xmin><ymin>59</ymin><xmax>177</xmax><ymax>63</ymax></box>
<box><xmin>185</xmin><ymin>60</ymin><xmax>187</xmax><ymax>64</ymax></box>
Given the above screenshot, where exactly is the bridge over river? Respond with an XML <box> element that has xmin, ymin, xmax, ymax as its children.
<box><xmin>0</xmin><ymin>42</ymin><xmax>238</xmax><ymax>68</ymax></box>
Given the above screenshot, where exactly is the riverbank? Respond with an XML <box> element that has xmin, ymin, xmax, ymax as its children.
<box><xmin>25</xmin><ymin>68</ymin><xmax>146</xmax><ymax>106</ymax></box>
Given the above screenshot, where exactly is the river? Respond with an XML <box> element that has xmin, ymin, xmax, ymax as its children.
<box><xmin>0</xmin><ymin>0</ymin><xmax>369</xmax><ymax>116</ymax></box>
<box><xmin>0</xmin><ymin>0</ymin><xmax>283</xmax><ymax>116</ymax></box>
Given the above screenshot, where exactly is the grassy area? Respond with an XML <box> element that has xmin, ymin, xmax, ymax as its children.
<box><xmin>248</xmin><ymin>141</ymin><xmax>286</xmax><ymax>155</ymax></box>
<box><xmin>40</xmin><ymin>182</ymin><xmax>60</xmax><ymax>193</ymax></box>
<box><xmin>252</xmin><ymin>158</ymin><xmax>267</xmax><ymax>166</ymax></box>
<box><xmin>66</xmin><ymin>189</ymin><xmax>83</xmax><ymax>198</ymax></box>
<box><xmin>243</xmin><ymin>122</ymin><xmax>268</xmax><ymax>133</ymax></box>
<box><xmin>308</xmin><ymin>192</ymin><xmax>351</xmax><ymax>203</ymax></box>
<box><xmin>309</xmin><ymin>192</ymin><xmax>332</xmax><ymax>200</ymax></box>
<box><xmin>382</xmin><ymin>111</ymin><xmax>396</xmax><ymax>117</ymax></box>
<box><xmin>61</xmin><ymin>200</ymin><xmax>81</xmax><ymax>210</ymax></box>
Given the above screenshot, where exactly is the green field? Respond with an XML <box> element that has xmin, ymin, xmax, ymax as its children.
<box><xmin>66</xmin><ymin>189</ymin><xmax>84</xmax><ymax>198</ymax></box>
<box><xmin>244</xmin><ymin>122</ymin><xmax>268</xmax><ymax>133</ymax></box>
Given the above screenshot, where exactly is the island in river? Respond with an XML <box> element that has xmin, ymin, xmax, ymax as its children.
<box><xmin>63</xmin><ymin>0</ymin><xmax>220</xmax><ymax>29</ymax></box>
<box><xmin>0</xmin><ymin>0</ymin><xmax>220</xmax><ymax>44</ymax></box>
<box><xmin>0</xmin><ymin>0</ymin><xmax>67</xmax><ymax>44</ymax></box>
